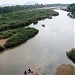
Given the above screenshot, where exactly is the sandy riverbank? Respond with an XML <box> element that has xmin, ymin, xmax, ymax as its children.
<box><xmin>0</xmin><ymin>39</ymin><xmax>8</xmax><ymax>46</ymax></box>
<box><xmin>25</xmin><ymin>64</ymin><xmax>75</xmax><ymax>75</ymax></box>
<box><xmin>55</xmin><ymin>64</ymin><xmax>75</xmax><ymax>75</ymax></box>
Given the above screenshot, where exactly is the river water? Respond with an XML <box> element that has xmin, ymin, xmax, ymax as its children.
<box><xmin>0</xmin><ymin>10</ymin><xmax>74</xmax><ymax>75</ymax></box>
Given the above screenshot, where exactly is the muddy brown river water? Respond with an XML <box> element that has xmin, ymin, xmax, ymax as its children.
<box><xmin>0</xmin><ymin>10</ymin><xmax>74</xmax><ymax>75</ymax></box>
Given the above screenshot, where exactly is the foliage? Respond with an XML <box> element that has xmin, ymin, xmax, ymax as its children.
<box><xmin>0</xmin><ymin>9</ymin><xmax>59</xmax><ymax>31</ymax></box>
<box><xmin>4</xmin><ymin>28</ymin><xmax>39</xmax><ymax>48</ymax></box>
<box><xmin>0</xmin><ymin>8</ymin><xmax>59</xmax><ymax>50</ymax></box>
<box><xmin>0</xmin><ymin>4</ymin><xmax>68</xmax><ymax>13</ymax></box>
<box><xmin>0</xmin><ymin>29</ymin><xmax>21</xmax><ymax>39</ymax></box>
<box><xmin>67</xmin><ymin>3</ymin><xmax>75</xmax><ymax>18</ymax></box>
<box><xmin>0</xmin><ymin>5</ymin><xmax>46</xmax><ymax>13</ymax></box>
<box><xmin>66</xmin><ymin>50</ymin><xmax>75</xmax><ymax>63</ymax></box>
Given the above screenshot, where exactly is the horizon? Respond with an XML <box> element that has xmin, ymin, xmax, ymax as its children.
<box><xmin>0</xmin><ymin>0</ymin><xmax>74</xmax><ymax>5</ymax></box>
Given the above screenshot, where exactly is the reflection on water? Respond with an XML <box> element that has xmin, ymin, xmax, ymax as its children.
<box><xmin>0</xmin><ymin>10</ymin><xmax>74</xmax><ymax>75</ymax></box>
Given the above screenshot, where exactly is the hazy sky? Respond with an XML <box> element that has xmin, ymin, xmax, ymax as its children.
<box><xmin>0</xmin><ymin>0</ymin><xmax>74</xmax><ymax>5</ymax></box>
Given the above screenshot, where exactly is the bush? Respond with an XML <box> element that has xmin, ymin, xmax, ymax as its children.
<box><xmin>4</xmin><ymin>28</ymin><xmax>39</xmax><ymax>48</ymax></box>
<box><xmin>66</xmin><ymin>49</ymin><xmax>75</xmax><ymax>63</ymax></box>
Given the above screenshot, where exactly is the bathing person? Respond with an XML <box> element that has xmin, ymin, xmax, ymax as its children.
<box><xmin>24</xmin><ymin>71</ymin><xmax>27</xmax><ymax>75</ymax></box>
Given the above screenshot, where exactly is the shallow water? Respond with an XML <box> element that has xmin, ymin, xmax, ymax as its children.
<box><xmin>0</xmin><ymin>10</ymin><xmax>74</xmax><ymax>75</ymax></box>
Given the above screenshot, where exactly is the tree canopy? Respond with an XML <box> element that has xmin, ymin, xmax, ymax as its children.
<box><xmin>67</xmin><ymin>3</ymin><xmax>75</xmax><ymax>17</ymax></box>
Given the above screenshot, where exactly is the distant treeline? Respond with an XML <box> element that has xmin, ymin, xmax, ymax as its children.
<box><xmin>0</xmin><ymin>5</ymin><xmax>45</xmax><ymax>13</ymax></box>
<box><xmin>0</xmin><ymin>4</ymin><xmax>69</xmax><ymax>13</ymax></box>
<box><xmin>46</xmin><ymin>4</ymin><xmax>69</xmax><ymax>7</ymax></box>
<box><xmin>67</xmin><ymin>3</ymin><xmax>75</xmax><ymax>18</ymax></box>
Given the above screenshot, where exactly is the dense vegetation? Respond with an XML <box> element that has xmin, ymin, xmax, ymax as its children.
<box><xmin>66</xmin><ymin>49</ymin><xmax>75</xmax><ymax>63</ymax></box>
<box><xmin>0</xmin><ymin>9</ymin><xmax>59</xmax><ymax>31</ymax></box>
<box><xmin>4</xmin><ymin>28</ymin><xmax>38</xmax><ymax>48</ymax></box>
<box><xmin>67</xmin><ymin>3</ymin><xmax>75</xmax><ymax>18</ymax></box>
<box><xmin>0</xmin><ymin>28</ymin><xmax>38</xmax><ymax>50</ymax></box>
<box><xmin>0</xmin><ymin>4</ymin><xmax>68</xmax><ymax>13</ymax></box>
<box><xmin>0</xmin><ymin>7</ymin><xmax>59</xmax><ymax>51</ymax></box>
<box><xmin>0</xmin><ymin>5</ymin><xmax>45</xmax><ymax>13</ymax></box>
<box><xmin>0</xmin><ymin>28</ymin><xmax>24</xmax><ymax>39</ymax></box>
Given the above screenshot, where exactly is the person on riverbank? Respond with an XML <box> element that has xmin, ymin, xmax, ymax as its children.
<box><xmin>28</xmin><ymin>68</ymin><xmax>33</xmax><ymax>73</ymax></box>
<box><xmin>28</xmin><ymin>68</ymin><xmax>31</xmax><ymax>73</ymax></box>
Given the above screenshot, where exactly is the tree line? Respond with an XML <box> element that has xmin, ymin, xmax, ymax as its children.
<box><xmin>0</xmin><ymin>4</ymin><xmax>69</xmax><ymax>13</ymax></box>
<box><xmin>0</xmin><ymin>4</ymin><xmax>46</xmax><ymax>13</ymax></box>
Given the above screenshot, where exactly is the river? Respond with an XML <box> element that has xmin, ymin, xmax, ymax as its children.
<box><xmin>0</xmin><ymin>10</ymin><xmax>74</xmax><ymax>75</ymax></box>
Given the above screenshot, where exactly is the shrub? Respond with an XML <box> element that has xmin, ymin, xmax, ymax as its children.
<box><xmin>66</xmin><ymin>50</ymin><xmax>75</xmax><ymax>63</ymax></box>
<box><xmin>4</xmin><ymin>28</ymin><xmax>39</xmax><ymax>48</ymax></box>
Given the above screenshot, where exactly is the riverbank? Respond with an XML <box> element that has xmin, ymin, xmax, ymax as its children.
<box><xmin>55</xmin><ymin>64</ymin><xmax>75</xmax><ymax>75</ymax></box>
<box><xmin>0</xmin><ymin>28</ymin><xmax>39</xmax><ymax>51</ymax></box>
<box><xmin>21</xmin><ymin>64</ymin><xmax>75</xmax><ymax>75</ymax></box>
<box><xmin>60</xmin><ymin>3</ymin><xmax>75</xmax><ymax>18</ymax></box>
<box><xmin>0</xmin><ymin>39</ymin><xmax>8</xmax><ymax>46</ymax></box>
<box><xmin>66</xmin><ymin>48</ymin><xmax>75</xmax><ymax>63</ymax></box>
<box><xmin>60</xmin><ymin>8</ymin><xmax>75</xmax><ymax>18</ymax></box>
<box><xmin>67</xmin><ymin>13</ymin><xmax>75</xmax><ymax>18</ymax></box>
<box><xmin>67</xmin><ymin>3</ymin><xmax>75</xmax><ymax>18</ymax></box>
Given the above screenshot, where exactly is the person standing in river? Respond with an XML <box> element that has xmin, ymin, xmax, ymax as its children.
<box><xmin>28</xmin><ymin>68</ymin><xmax>32</xmax><ymax>73</ymax></box>
<box><xmin>24</xmin><ymin>70</ymin><xmax>27</xmax><ymax>75</ymax></box>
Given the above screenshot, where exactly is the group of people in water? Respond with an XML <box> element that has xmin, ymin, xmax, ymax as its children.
<box><xmin>24</xmin><ymin>68</ymin><xmax>33</xmax><ymax>75</ymax></box>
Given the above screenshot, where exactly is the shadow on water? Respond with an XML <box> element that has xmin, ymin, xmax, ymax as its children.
<box><xmin>0</xmin><ymin>50</ymin><xmax>4</xmax><ymax>54</ymax></box>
